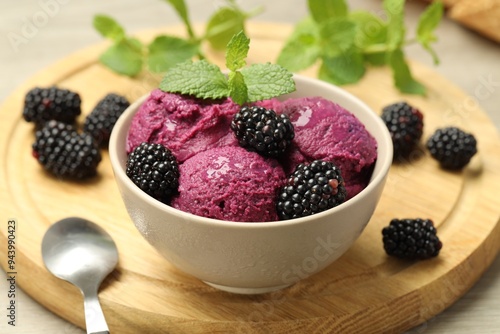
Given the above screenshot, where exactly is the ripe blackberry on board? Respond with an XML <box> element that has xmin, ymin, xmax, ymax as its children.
<box><xmin>83</xmin><ymin>93</ymin><xmax>130</xmax><ymax>146</ymax></box>
<box><xmin>426</xmin><ymin>126</ymin><xmax>477</xmax><ymax>169</ymax></box>
<box><xmin>23</xmin><ymin>86</ymin><xmax>81</xmax><ymax>125</ymax></box>
<box><xmin>381</xmin><ymin>101</ymin><xmax>424</xmax><ymax>159</ymax></box>
<box><xmin>32</xmin><ymin>120</ymin><xmax>101</xmax><ymax>179</ymax></box>
<box><xmin>382</xmin><ymin>218</ymin><xmax>442</xmax><ymax>260</ymax></box>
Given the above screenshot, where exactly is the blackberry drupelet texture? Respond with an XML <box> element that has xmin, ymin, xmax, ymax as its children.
<box><xmin>381</xmin><ymin>101</ymin><xmax>424</xmax><ymax>159</ymax></box>
<box><xmin>23</xmin><ymin>86</ymin><xmax>81</xmax><ymax>125</ymax></box>
<box><xmin>426</xmin><ymin>127</ymin><xmax>477</xmax><ymax>169</ymax></box>
<box><xmin>32</xmin><ymin>120</ymin><xmax>101</xmax><ymax>179</ymax></box>
<box><xmin>231</xmin><ymin>105</ymin><xmax>294</xmax><ymax>157</ymax></box>
<box><xmin>276</xmin><ymin>160</ymin><xmax>347</xmax><ymax>220</ymax></box>
<box><xmin>126</xmin><ymin>143</ymin><xmax>180</xmax><ymax>203</ymax></box>
<box><xmin>382</xmin><ymin>218</ymin><xmax>442</xmax><ymax>260</ymax></box>
<box><xmin>83</xmin><ymin>93</ymin><xmax>130</xmax><ymax>146</ymax></box>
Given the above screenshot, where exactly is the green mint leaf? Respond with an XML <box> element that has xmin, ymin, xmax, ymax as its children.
<box><xmin>308</xmin><ymin>0</ymin><xmax>348</xmax><ymax>23</ymax></box>
<box><xmin>389</xmin><ymin>49</ymin><xmax>426</xmax><ymax>95</ymax></box>
<box><xmin>319</xmin><ymin>48</ymin><xmax>365</xmax><ymax>85</ymax></box>
<box><xmin>364</xmin><ymin>52</ymin><xmax>388</xmax><ymax>66</ymax></box>
<box><xmin>240</xmin><ymin>63</ymin><xmax>295</xmax><ymax>102</ymax></box>
<box><xmin>420</xmin><ymin>44</ymin><xmax>440</xmax><ymax>66</ymax></box>
<box><xmin>383</xmin><ymin>0</ymin><xmax>405</xmax><ymax>50</ymax></box>
<box><xmin>228</xmin><ymin>71</ymin><xmax>248</xmax><ymax>105</ymax></box>
<box><xmin>225</xmin><ymin>31</ymin><xmax>250</xmax><ymax>72</ymax></box>
<box><xmin>319</xmin><ymin>18</ymin><xmax>357</xmax><ymax>57</ymax></box>
<box><xmin>163</xmin><ymin>0</ymin><xmax>190</xmax><ymax>28</ymax></box>
<box><xmin>93</xmin><ymin>15</ymin><xmax>125</xmax><ymax>42</ymax></box>
<box><xmin>288</xmin><ymin>17</ymin><xmax>319</xmax><ymax>40</ymax></box>
<box><xmin>158</xmin><ymin>31</ymin><xmax>295</xmax><ymax>105</ymax></box>
<box><xmin>159</xmin><ymin>60</ymin><xmax>229</xmax><ymax>99</ymax></box>
<box><xmin>277</xmin><ymin>34</ymin><xmax>320</xmax><ymax>72</ymax></box>
<box><xmin>162</xmin><ymin>0</ymin><xmax>195</xmax><ymax>38</ymax></box>
<box><xmin>99</xmin><ymin>38</ymin><xmax>143</xmax><ymax>76</ymax></box>
<box><xmin>206</xmin><ymin>7</ymin><xmax>246</xmax><ymax>51</ymax></box>
<box><xmin>147</xmin><ymin>35</ymin><xmax>199</xmax><ymax>73</ymax></box>
<box><xmin>417</xmin><ymin>2</ymin><xmax>443</xmax><ymax>41</ymax></box>
<box><xmin>277</xmin><ymin>17</ymin><xmax>321</xmax><ymax>72</ymax></box>
<box><xmin>349</xmin><ymin>12</ymin><xmax>388</xmax><ymax>66</ymax></box>
<box><xmin>417</xmin><ymin>1</ymin><xmax>444</xmax><ymax>65</ymax></box>
<box><xmin>349</xmin><ymin>11</ymin><xmax>388</xmax><ymax>49</ymax></box>
<box><xmin>163</xmin><ymin>0</ymin><xmax>189</xmax><ymax>20</ymax></box>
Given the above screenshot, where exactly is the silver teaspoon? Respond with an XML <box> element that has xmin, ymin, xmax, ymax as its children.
<box><xmin>41</xmin><ymin>217</ymin><xmax>118</xmax><ymax>334</ymax></box>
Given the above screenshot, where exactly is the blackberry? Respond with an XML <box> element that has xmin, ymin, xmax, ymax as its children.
<box><xmin>381</xmin><ymin>102</ymin><xmax>424</xmax><ymax>159</ymax></box>
<box><xmin>23</xmin><ymin>86</ymin><xmax>81</xmax><ymax>125</ymax></box>
<box><xmin>426</xmin><ymin>127</ymin><xmax>477</xmax><ymax>169</ymax></box>
<box><xmin>126</xmin><ymin>143</ymin><xmax>180</xmax><ymax>203</ymax></box>
<box><xmin>382</xmin><ymin>218</ymin><xmax>442</xmax><ymax>260</ymax></box>
<box><xmin>32</xmin><ymin>120</ymin><xmax>101</xmax><ymax>179</ymax></box>
<box><xmin>276</xmin><ymin>160</ymin><xmax>347</xmax><ymax>220</ymax></box>
<box><xmin>231</xmin><ymin>106</ymin><xmax>294</xmax><ymax>157</ymax></box>
<box><xmin>83</xmin><ymin>93</ymin><xmax>130</xmax><ymax>146</ymax></box>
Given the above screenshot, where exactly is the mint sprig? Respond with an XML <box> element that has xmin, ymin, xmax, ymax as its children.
<box><xmin>93</xmin><ymin>15</ymin><xmax>145</xmax><ymax>76</ymax></box>
<box><xmin>416</xmin><ymin>1</ymin><xmax>444</xmax><ymax>65</ymax></box>
<box><xmin>160</xmin><ymin>31</ymin><xmax>295</xmax><ymax>105</ymax></box>
<box><xmin>93</xmin><ymin>15</ymin><xmax>125</xmax><ymax>41</ymax></box>
<box><xmin>205</xmin><ymin>0</ymin><xmax>263</xmax><ymax>51</ymax></box>
<box><xmin>162</xmin><ymin>0</ymin><xmax>195</xmax><ymax>39</ymax></box>
<box><xmin>225</xmin><ymin>29</ymin><xmax>250</xmax><ymax>71</ymax></box>
<box><xmin>99</xmin><ymin>38</ymin><xmax>144</xmax><ymax>77</ymax></box>
<box><xmin>147</xmin><ymin>36</ymin><xmax>199</xmax><ymax>73</ymax></box>
<box><xmin>93</xmin><ymin>0</ymin><xmax>261</xmax><ymax>77</ymax></box>
<box><xmin>240</xmin><ymin>63</ymin><xmax>297</xmax><ymax>103</ymax></box>
<box><xmin>159</xmin><ymin>60</ymin><xmax>229</xmax><ymax>99</ymax></box>
<box><xmin>277</xmin><ymin>0</ymin><xmax>444</xmax><ymax>95</ymax></box>
<box><xmin>309</xmin><ymin>0</ymin><xmax>348</xmax><ymax>22</ymax></box>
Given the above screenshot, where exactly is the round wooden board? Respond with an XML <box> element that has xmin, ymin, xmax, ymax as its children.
<box><xmin>1</xmin><ymin>23</ymin><xmax>500</xmax><ymax>334</ymax></box>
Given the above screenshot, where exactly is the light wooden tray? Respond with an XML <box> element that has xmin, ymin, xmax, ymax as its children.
<box><xmin>1</xmin><ymin>23</ymin><xmax>499</xmax><ymax>333</ymax></box>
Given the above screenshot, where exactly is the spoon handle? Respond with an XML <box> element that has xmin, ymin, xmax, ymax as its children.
<box><xmin>82</xmin><ymin>286</ymin><xmax>110</xmax><ymax>334</ymax></box>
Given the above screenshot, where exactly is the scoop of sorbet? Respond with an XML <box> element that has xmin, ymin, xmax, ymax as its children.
<box><xmin>126</xmin><ymin>89</ymin><xmax>240</xmax><ymax>162</ymax></box>
<box><xmin>171</xmin><ymin>146</ymin><xmax>286</xmax><ymax>222</ymax></box>
<box><xmin>278</xmin><ymin>97</ymin><xmax>377</xmax><ymax>199</ymax></box>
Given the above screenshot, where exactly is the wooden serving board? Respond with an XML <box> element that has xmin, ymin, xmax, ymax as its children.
<box><xmin>1</xmin><ymin>23</ymin><xmax>500</xmax><ymax>334</ymax></box>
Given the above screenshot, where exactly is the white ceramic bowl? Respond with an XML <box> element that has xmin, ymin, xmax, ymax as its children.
<box><xmin>109</xmin><ymin>74</ymin><xmax>393</xmax><ymax>294</ymax></box>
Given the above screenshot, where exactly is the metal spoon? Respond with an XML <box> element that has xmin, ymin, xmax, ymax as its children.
<box><xmin>41</xmin><ymin>217</ymin><xmax>118</xmax><ymax>334</ymax></box>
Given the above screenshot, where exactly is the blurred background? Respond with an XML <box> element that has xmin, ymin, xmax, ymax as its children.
<box><xmin>1</xmin><ymin>1</ymin><xmax>499</xmax><ymax>333</ymax></box>
<box><xmin>1</xmin><ymin>0</ymin><xmax>499</xmax><ymax>127</ymax></box>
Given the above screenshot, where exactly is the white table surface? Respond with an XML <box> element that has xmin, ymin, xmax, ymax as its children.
<box><xmin>1</xmin><ymin>1</ymin><xmax>499</xmax><ymax>333</ymax></box>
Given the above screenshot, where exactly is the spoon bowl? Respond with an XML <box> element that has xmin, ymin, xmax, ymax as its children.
<box><xmin>42</xmin><ymin>217</ymin><xmax>118</xmax><ymax>334</ymax></box>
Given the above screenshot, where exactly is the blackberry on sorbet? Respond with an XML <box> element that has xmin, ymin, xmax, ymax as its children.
<box><xmin>83</xmin><ymin>93</ymin><xmax>130</xmax><ymax>146</ymax></box>
<box><xmin>32</xmin><ymin>120</ymin><xmax>101</xmax><ymax>179</ymax></box>
<box><xmin>23</xmin><ymin>86</ymin><xmax>81</xmax><ymax>125</ymax></box>
<box><xmin>277</xmin><ymin>160</ymin><xmax>347</xmax><ymax>220</ymax></box>
<box><xmin>426</xmin><ymin>127</ymin><xmax>477</xmax><ymax>169</ymax></box>
<box><xmin>126</xmin><ymin>143</ymin><xmax>180</xmax><ymax>203</ymax></box>
<box><xmin>382</xmin><ymin>218</ymin><xmax>442</xmax><ymax>260</ymax></box>
<box><xmin>231</xmin><ymin>106</ymin><xmax>294</xmax><ymax>157</ymax></box>
<box><xmin>381</xmin><ymin>101</ymin><xmax>424</xmax><ymax>159</ymax></box>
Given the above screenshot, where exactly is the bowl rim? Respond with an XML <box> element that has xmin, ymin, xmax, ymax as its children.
<box><xmin>109</xmin><ymin>74</ymin><xmax>393</xmax><ymax>229</ymax></box>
